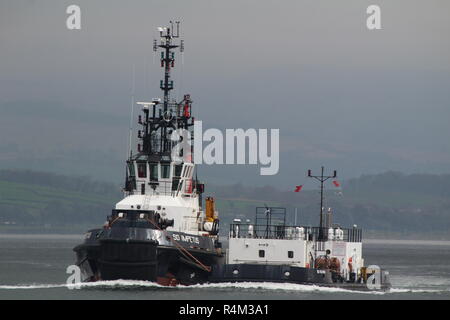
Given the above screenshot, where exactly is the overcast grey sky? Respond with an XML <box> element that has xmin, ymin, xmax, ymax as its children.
<box><xmin>1</xmin><ymin>0</ymin><xmax>449</xmax><ymax>188</ymax></box>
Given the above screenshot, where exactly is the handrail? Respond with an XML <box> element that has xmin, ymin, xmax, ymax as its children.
<box><xmin>229</xmin><ymin>223</ymin><xmax>362</xmax><ymax>242</ymax></box>
<box><xmin>145</xmin><ymin>180</ymin><xmax>196</xmax><ymax>197</ymax></box>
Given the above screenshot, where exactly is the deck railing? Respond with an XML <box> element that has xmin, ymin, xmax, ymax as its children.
<box><xmin>135</xmin><ymin>180</ymin><xmax>195</xmax><ymax>197</ymax></box>
<box><xmin>229</xmin><ymin>224</ymin><xmax>362</xmax><ymax>243</ymax></box>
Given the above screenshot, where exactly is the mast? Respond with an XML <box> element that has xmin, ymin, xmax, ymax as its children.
<box><xmin>124</xmin><ymin>22</ymin><xmax>194</xmax><ymax>194</ymax></box>
<box><xmin>138</xmin><ymin>21</ymin><xmax>193</xmax><ymax>157</ymax></box>
<box><xmin>307</xmin><ymin>166</ymin><xmax>337</xmax><ymax>240</ymax></box>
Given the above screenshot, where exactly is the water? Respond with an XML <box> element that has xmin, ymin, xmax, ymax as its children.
<box><xmin>0</xmin><ymin>235</ymin><xmax>449</xmax><ymax>300</ymax></box>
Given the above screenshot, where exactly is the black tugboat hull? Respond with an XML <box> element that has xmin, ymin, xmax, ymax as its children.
<box><xmin>96</xmin><ymin>260</ymin><xmax>158</xmax><ymax>281</ymax></box>
<box><xmin>74</xmin><ymin>228</ymin><xmax>223</xmax><ymax>285</ymax></box>
<box><xmin>75</xmin><ymin>244</ymin><xmax>221</xmax><ymax>284</ymax></box>
<box><xmin>97</xmin><ymin>239</ymin><xmax>159</xmax><ymax>281</ymax></box>
<box><xmin>208</xmin><ymin>263</ymin><xmax>391</xmax><ymax>292</ymax></box>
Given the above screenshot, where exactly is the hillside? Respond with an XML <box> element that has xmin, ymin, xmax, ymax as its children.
<box><xmin>1</xmin><ymin>169</ymin><xmax>449</xmax><ymax>238</ymax></box>
<box><xmin>0</xmin><ymin>170</ymin><xmax>122</xmax><ymax>230</ymax></box>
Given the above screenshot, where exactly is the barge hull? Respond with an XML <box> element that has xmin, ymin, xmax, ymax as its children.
<box><xmin>209</xmin><ymin>263</ymin><xmax>391</xmax><ymax>292</ymax></box>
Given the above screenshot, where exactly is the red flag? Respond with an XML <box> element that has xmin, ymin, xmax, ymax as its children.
<box><xmin>294</xmin><ymin>185</ymin><xmax>303</xmax><ymax>192</ymax></box>
<box><xmin>332</xmin><ymin>180</ymin><xmax>340</xmax><ymax>187</ymax></box>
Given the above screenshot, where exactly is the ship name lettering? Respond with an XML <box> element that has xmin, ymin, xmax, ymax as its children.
<box><xmin>180</xmin><ymin>235</ymin><xmax>200</xmax><ymax>244</ymax></box>
<box><xmin>258</xmin><ymin>243</ymin><xmax>269</xmax><ymax>247</ymax></box>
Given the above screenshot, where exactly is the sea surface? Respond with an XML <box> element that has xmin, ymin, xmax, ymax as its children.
<box><xmin>0</xmin><ymin>235</ymin><xmax>449</xmax><ymax>300</ymax></box>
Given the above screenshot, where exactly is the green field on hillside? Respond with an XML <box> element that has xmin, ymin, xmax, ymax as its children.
<box><xmin>0</xmin><ymin>180</ymin><xmax>117</xmax><ymax>210</ymax></box>
<box><xmin>1</xmin><ymin>169</ymin><xmax>450</xmax><ymax>237</ymax></box>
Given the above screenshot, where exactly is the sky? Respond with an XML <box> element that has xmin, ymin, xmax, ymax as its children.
<box><xmin>1</xmin><ymin>0</ymin><xmax>449</xmax><ymax>189</ymax></box>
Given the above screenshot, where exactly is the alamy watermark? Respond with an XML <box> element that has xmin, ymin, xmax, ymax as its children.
<box><xmin>366</xmin><ymin>5</ymin><xmax>381</xmax><ymax>30</ymax></box>
<box><xmin>66</xmin><ymin>265</ymin><xmax>81</xmax><ymax>289</ymax></box>
<box><xmin>171</xmin><ymin>121</ymin><xmax>279</xmax><ymax>176</ymax></box>
<box><xmin>66</xmin><ymin>5</ymin><xmax>81</xmax><ymax>30</ymax></box>
<box><xmin>66</xmin><ymin>5</ymin><xmax>381</xmax><ymax>31</ymax></box>
<box><xmin>365</xmin><ymin>265</ymin><xmax>383</xmax><ymax>290</ymax></box>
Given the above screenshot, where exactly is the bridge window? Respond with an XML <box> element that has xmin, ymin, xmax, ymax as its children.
<box><xmin>288</xmin><ymin>251</ymin><xmax>294</xmax><ymax>258</ymax></box>
<box><xmin>149</xmin><ymin>163</ymin><xmax>158</xmax><ymax>181</ymax></box>
<box><xmin>259</xmin><ymin>250</ymin><xmax>265</xmax><ymax>258</ymax></box>
<box><xmin>161</xmin><ymin>164</ymin><xmax>170</xmax><ymax>179</ymax></box>
<box><xmin>137</xmin><ymin>163</ymin><xmax>147</xmax><ymax>178</ymax></box>
<box><xmin>128</xmin><ymin>162</ymin><xmax>135</xmax><ymax>177</ymax></box>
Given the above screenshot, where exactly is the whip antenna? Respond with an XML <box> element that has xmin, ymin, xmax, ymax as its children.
<box><xmin>127</xmin><ymin>64</ymin><xmax>136</xmax><ymax>159</ymax></box>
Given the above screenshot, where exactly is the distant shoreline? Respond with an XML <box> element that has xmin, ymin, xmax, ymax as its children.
<box><xmin>1</xmin><ymin>234</ymin><xmax>449</xmax><ymax>246</ymax></box>
<box><xmin>364</xmin><ymin>238</ymin><xmax>450</xmax><ymax>246</ymax></box>
<box><xmin>0</xmin><ymin>234</ymin><xmax>83</xmax><ymax>240</ymax></box>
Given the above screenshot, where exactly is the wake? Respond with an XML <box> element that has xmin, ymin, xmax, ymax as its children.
<box><xmin>0</xmin><ymin>280</ymin><xmax>447</xmax><ymax>295</ymax></box>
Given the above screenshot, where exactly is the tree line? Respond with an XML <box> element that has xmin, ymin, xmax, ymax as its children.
<box><xmin>1</xmin><ymin>169</ymin><xmax>449</xmax><ymax>235</ymax></box>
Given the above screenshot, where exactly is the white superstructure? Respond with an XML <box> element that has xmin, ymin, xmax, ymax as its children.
<box><xmin>227</xmin><ymin>207</ymin><xmax>364</xmax><ymax>281</ymax></box>
<box><xmin>118</xmin><ymin>160</ymin><xmax>206</xmax><ymax>234</ymax></box>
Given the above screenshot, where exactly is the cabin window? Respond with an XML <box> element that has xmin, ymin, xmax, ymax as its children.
<box><xmin>137</xmin><ymin>163</ymin><xmax>147</xmax><ymax>178</ymax></box>
<box><xmin>128</xmin><ymin>162</ymin><xmax>135</xmax><ymax>177</ymax></box>
<box><xmin>161</xmin><ymin>164</ymin><xmax>170</xmax><ymax>179</ymax></box>
<box><xmin>288</xmin><ymin>251</ymin><xmax>294</xmax><ymax>258</ymax></box>
<box><xmin>149</xmin><ymin>163</ymin><xmax>158</xmax><ymax>181</ymax></box>
<box><xmin>259</xmin><ymin>250</ymin><xmax>265</xmax><ymax>258</ymax></box>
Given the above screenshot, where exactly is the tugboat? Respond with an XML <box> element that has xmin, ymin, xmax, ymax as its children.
<box><xmin>74</xmin><ymin>23</ymin><xmax>390</xmax><ymax>291</ymax></box>
<box><xmin>74</xmin><ymin>22</ymin><xmax>223</xmax><ymax>285</ymax></box>
<box><xmin>209</xmin><ymin>168</ymin><xmax>391</xmax><ymax>291</ymax></box>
